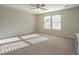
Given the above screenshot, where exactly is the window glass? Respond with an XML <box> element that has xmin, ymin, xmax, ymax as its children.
<box><xmin>52</xmin><ymin>14</ymin><xmax>61</xmax><ymax>30</ymax></box>
<box><xmin>44</xmin><ymin>16</ymin><xmax>51</xmax><ymax>29</ymax></box>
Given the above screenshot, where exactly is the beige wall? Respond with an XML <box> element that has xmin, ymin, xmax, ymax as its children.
<box><xmin>36</xmin><ymin>7</ymin><xmax>79</xmax><ymax>39</ymax></box>
<box><xmin>0</xmin><ymin>6</ymin><xmax>36</xmax><ymax>39</ymax></box>
<box><xmin>0</xmin><ymin>6</ymin><xmax>79</xmax><ymax>39</ymax></box>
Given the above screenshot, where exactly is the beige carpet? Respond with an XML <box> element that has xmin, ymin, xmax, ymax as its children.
<box><xmin>0</xmin><ymin>33</ymin><xmax>76</xmax><ymax>55</ymax></box>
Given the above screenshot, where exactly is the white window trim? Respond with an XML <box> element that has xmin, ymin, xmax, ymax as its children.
<box><xmin>44</xmin><ymin>14</ymin><xmax>62</xmax><ymax>30</ymax></box>
<box><xmin>52</xmin><ymin>14</ymin><xmax>61</xmax><ymax>30</ymax></box>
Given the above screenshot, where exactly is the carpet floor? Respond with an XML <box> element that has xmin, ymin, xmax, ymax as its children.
<box><xmin>0</xmin><ymin>33</ymin><xmax>76</xmax><ymax>55</ymax></box>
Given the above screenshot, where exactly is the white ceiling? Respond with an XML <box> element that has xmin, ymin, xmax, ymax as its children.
<box><xmin>1</xmin><ymin>4</ymin><xmax>79</xmax><ymax>14</ymax></box>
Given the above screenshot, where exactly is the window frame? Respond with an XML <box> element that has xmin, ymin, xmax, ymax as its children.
<box><xmin>52</xmin><ymin>14</ymin><xmax>61</xmax><ymax>30</ymax></box>
<box><xmin>44</xmin><ymin>16</ymin><xmax>52</xmax><ymax>29</ymax></box>
<box><xmin>44</xmin><ymin>14</ymin><xmax>62</xmax><ymax>30</ymax></box>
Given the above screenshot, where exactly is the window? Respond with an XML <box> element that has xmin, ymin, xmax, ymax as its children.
<box><xmin>44</xmin><ymin>16</ymin><xmax>51</xmax><ymax>29</ymax></box>
<box><xmin>52</xmin><ymin>15</ymin><xmax>61</xmax><ymax>30</ymax></box>
<box><xmin>44</xmin><ymin>14</ymin><xmax>61</xmax><ymax>30</ymax></box>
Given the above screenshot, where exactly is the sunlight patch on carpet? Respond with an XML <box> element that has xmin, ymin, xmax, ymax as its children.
<box><xmin>0</xmin><ymin>41</ymin><xmax>29</xmax><ymax>54</ymax></box>
<box><xmin>20</xmin><ymin>34</ymin><xmax>40</xmax><ymax>39</ymax></box>
<box><xmin>26</xmin><ymin>36</ymin><xmax>49</xmax><ymax>44</ymax></box>
<box><xmin>0</xmin><ymin>37</ymin><xmax>20</xmax><ymax>44</ymax></box>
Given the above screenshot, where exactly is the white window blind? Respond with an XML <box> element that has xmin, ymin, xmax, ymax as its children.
<box><xmin>44</xmin><ymin>14</ymin><xmax>61</xmax><ymax>30</ymax></box>
<box><xmin>44</xmin><ymin>16</ymin><xmax>51</xmax><ymax>29</ymax></box>
<box><xmin>52</xmin><ymin>15</ymin><xmax>61</xmax><ymax>30</ymax></box>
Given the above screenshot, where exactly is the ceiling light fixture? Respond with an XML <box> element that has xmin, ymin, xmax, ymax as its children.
<box><xmin>30</xmin><ymin>4</ymin><xmax>47</xmax><ymax>11</ymax></box>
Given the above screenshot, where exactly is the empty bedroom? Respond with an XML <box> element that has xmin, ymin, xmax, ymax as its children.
<box><xmin>0</xmin><ymin>4</ymin><xmax>79</xmax><ymax>55</ymax></box>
